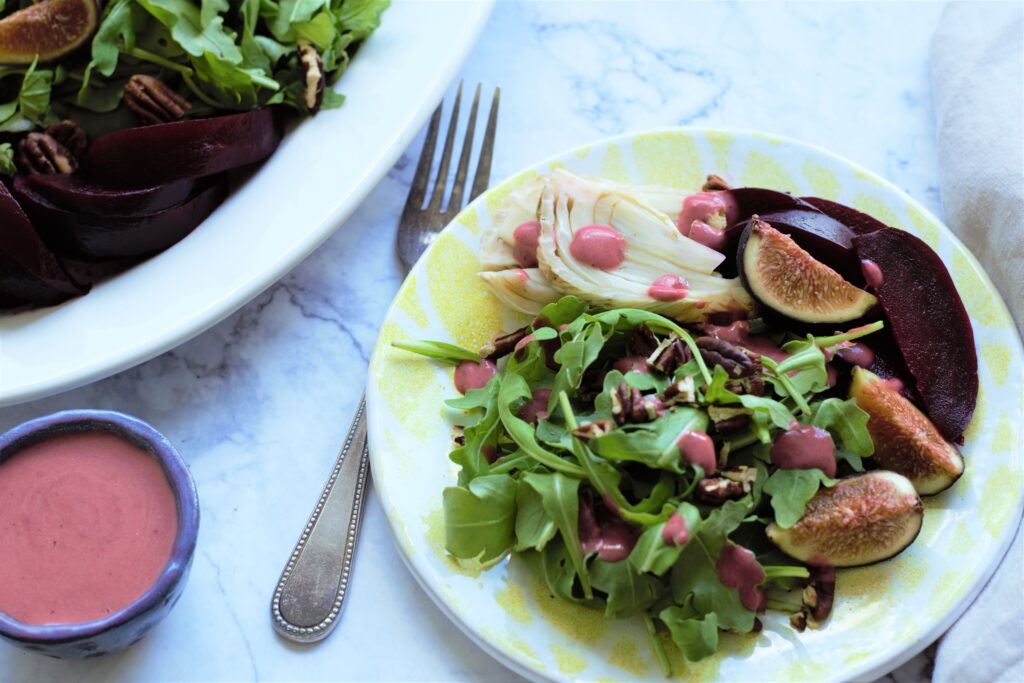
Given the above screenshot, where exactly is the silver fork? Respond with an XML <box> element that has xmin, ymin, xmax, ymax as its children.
<box><xmin>271</xmin><ymin>82</ymin><xmax>500</xmax><ymax>643</ymax></box>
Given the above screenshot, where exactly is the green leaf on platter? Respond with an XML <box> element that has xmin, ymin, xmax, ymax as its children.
<box><xmin>392</xmin><ymin>339</ymin><xmax>480</xmax><ymax>364</ymax></box>
<box><xmin>659</xmin><ymin>606</ymin><xmax>719</xmax><ymax>662</ymax></box>
<box><xmin>497</xmin><ymin>374</ymin><xmax>584</xmax><ymax>476</ymax></box>
<box><xmin>521</xmin><ymin>471</ymin><xmax>591</xmax><ymax>598</ymax></box>
<box><xmin>628</xmin><ymin>502</ymin><xmax>701</xmax><ymax>576</ymax></box>
<box><xmin>447</xmin><ymin>380</ymin><xmax>502</xmax><ymax>485</ymax></box>
<box><xmin>0</xmin><ymin>143</ymin><xmax>15</xmax><ymax>176</ymax></box>
<box><xmin>336</xmin><ymin>0</ymin><xmax>391</xmax><ymax>40</ymax></box>
<box><xmin>762</xmin><ymin>468</ymin><xmax>836</xmax><ymax>529</ymax></box>
<box><xmin>536</xmin><ymin>295</ymin><xmax>587</xmax><ymax>327</ymax></box>
<box><xmin>589</xmin><ymin>557</ymin><xmax>661</xmax><ymax>619</ymax></box>
<box><xmin>513</xmin><ymin>479</ymin><xmax>557</xmax><ymax>552</ymax></box>
<box><xmin>592</xmin><ymin>408</ymin><xmax>708</xmax><ymax>473</ymax></box>
<box><xmin>200</xmin><ymin>0</ymin><xmax>229</xmax><ymax>28</ymax></box>
<box><xmin>442</xmin><ymin>474</ymin><xmax>516</xmax><ymax>565</ymax></box>
<box><xmin>137</xmin><ymin>0</ymin><xmax>243</xmax><ymax>62</ymax></box>
<box><xmin>812</xmin><ymin>397</ymin><xmax>874</xmax><ymax>457</ymax></box>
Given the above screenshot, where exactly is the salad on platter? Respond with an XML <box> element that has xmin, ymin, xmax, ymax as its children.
<box><xmin>395</xmin><ymin>171</ymin><xmax>976</xmax><ymax>673</ymax></box>
<box><xmin>0</xmin><ymin>0</ymin><xmax>388</xmax><ymax>310</ymax></box>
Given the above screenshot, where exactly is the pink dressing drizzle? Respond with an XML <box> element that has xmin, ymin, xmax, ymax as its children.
<box><xmin>513</xmin><ymin>333</ymin><xmax>536</xmax><ymax>359</ymax></box>
<box><xmin>453</xmin><ymin>359</ymin><xmax>497</xmax><ymax>394</ymax></box>
<box><xmin>682</xmin><ymin>220</ymin><xmax>729</xmax><ymax>251</ymax></box>
<box><xmin>703</xmin><ymin>321</ymin><xmax>789</xmax><ymax>364</ymax></box>
<box><xmin>677</xmin><ymin>192</ymin><xmax>738</xmax><ymax>232</ymax></box>
<box><xmin>860</xmin><ymin>259</ymin><xmax>884</xmax><ymax>289</ymax></box>
<box><xmin>881</xmin><ymin>376</ymin><xmax>905</xmax><ymax>393</ymax></box>
<box><xmin>771</xmin><ymin>421</ymin><xmax>837</xmax><ymax>478</ymax></box>
<box><xmin>837</xmin><ymin>343</ymin><xmax>875</xmax><ymax>368</ymax></box>
<box><xmin>676</xmin><ymin>430</ymin><xmax>717</xmax><ymax>473</ymax></box>
<box><xmin>661</xmin><ymin>512</ymin><xmax>690</xmax><ymax>547</ymax></box>
<box><xmin>569</xmin><ymin>225</ymin><xmax>626</xmax><ymax>270</ymax></box>
<box><xmin>513</xmin><ymin>221</ymin><xmax>541</xmax><ymax>268</ymax></box>
<box><xmin>648</xmin><ymin>274</ymin><xmax>689</xmax><ymax>301</ymax></box>
<box><xmin>516</xmin><ymin>388</ymin><xmax>551</xmax><ymax>425</ymax></box>
<box><xmin>716</xmin><ymin>543</ymin><xmax>766</xmax><ymax>611</ymax></box>
<box><xmin>613</xmin><ymin>356</ymin><xmax>651</xmax><ymax>375</ymax></box>
<box><xmin>578</xmin><ymin>493</ymin><xmax>637</xmax><ymax>562</ymax></box>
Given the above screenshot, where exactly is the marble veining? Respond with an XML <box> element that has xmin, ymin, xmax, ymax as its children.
<box><xmin>0</xmin><ymin>1</ymin><xmax>950</xmax><ymax>680</ymax></box>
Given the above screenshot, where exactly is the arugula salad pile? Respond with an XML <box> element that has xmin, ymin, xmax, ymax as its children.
<box><xmin>0</xmin><ymin>0</ymin><xmax>388</xmax><ymax>162</ymax></box>
<box><xmin>397</xmin><ymin>296</ymin><xmax>887</xmax><ymax>671</ymax></box>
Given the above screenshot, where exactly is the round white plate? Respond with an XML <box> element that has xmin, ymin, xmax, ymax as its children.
<box><xmin>0</xmin><ymin>0</ymin><xmax>493</xmax><ymax>406</ymax></box>
<box><xmin>366</xmin><ymin>128</ymin><xmax>1024</xmax><ymax>682</ymax></box>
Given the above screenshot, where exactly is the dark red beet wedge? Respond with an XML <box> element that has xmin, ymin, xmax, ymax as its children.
<box><xmin>22</xmin><ymin>174</ymin><xmax>195</xmax><ymax>217</ymax></box>
<box><xmin>14</xmin><ymin>177</ymin><xmax>228</xmax><ymax>259</ymax></box>
<box><xmin>0</xmin><ymin>182</ymin><xmax>85</xmax><ymax>307</ymax></box>
<box><xmin>713</xmin><ymin>189</ymin><xmax>822</xmax><ymax>276</ymax></box>
<box><xmin>802</xmin><ymin>197</ymin><xmax>888</xmax><ymax>235</ymax></box>
<box><xmin>852</xmin><ymin>229</ymin><xmax>977</xmax><ymax>441</ymax></box>
<box><xmin>81</xmin><ymin>109</ymin><xmax>282</xmax><ymax>187</ymax></box>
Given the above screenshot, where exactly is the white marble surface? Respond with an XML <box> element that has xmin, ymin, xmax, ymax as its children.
<box><xmin>0</xmin><ymin>2</ymin><xmax>953</xmax><ymax>680</ymax></box>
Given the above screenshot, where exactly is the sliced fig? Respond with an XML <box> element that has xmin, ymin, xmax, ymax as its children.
<box><xmin>749</xmin><ymin>209</ymin><xmax>863</xmax><ymax>285</ymax></box>
<box><xmin>766</xmin><ymin>471</ymin><xmax>923</xmax><ymax>567</ymax></box>
<box><xmin>0</xmin><ymin>0</ymin><xmax>99</xmax><ymax>64</ymax></box>
<box><xmin>22</xmin><ymin>174</ymin><xmax>195</xmax><ymax>217</ymax></box>
<box><xmin>81</xmin><ymin>109</ymin><xmax>282</xmax><ymax>188</ymax></box>
<box><xmin>0</xmin><ymin>181</ymin><xmax>85</xmax><ymax>307</ymax></box>
<box><xmin>14</xmin><ymin>177</ymin><xmax>227</xmax><ymax>259</ymax></box>
<box><xmin>738</xmin><ymin>219</ymin><xmax>877</xmax><ymax>323</ymax></box>
<box><xmin>802</xmin><ymin>197</ymin><xmax>888</xmax><ymax>235</ymax></box>
<box><xmin>849</xmin><ymin>368</ymin><xmax>964</xmax><ymax>495</ymax></box>
<box><xmin>852</xmin><ymin>229</ymin><xmax>977</xmax><ymax>441</ymax></box>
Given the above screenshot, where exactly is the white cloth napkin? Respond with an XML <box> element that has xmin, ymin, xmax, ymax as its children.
<box><xmin>930</xmin><ymin>3</ymin><xmax>1024</xmax><ymax>682</ymax></box>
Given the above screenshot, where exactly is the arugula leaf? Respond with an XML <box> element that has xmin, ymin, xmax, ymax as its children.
<box><xmin>762</xmin><ymin>468</ymin><xmax>835</xmax><ymax>528</ymax></box>
<box><xmin>536</xmin><ymin>295</ymin><xmax>587</xmax><ymax>327</ymax></box>
<box><xmin>521</xmin><ymin>472</ymin><xmax>591</xmax><ymax>598</ymax></box>
<box><xmin>447</xmin><ymin>379</ymin><xmax>501</xmax><ymax>485</ymax></box>
<box><xmin>589</xmin><ymin>557</ymin><xmax>660</xmax><ymax>618</ymax></box>
<box><xmin>442</xmin><ymin>474</ymin><xmax>516</xmax><ymax>565</ymax></box>
<box><xmin>336</xmin><ymin>0</ymin><xmax>390</xmax><ymax>40</ymax></box>
<box><xmin>392</xmin><ymin>339</ymin><xmax>480</xmax><ymax>364</ymax></box>
<box><xmin>628</xmin><ymin>503</ymin><xmax>701</xmax><ymax>575</ymax></box>
<box><xmin>497</xmin><ymin>374</ymin><xmax>584</xmax><ymax>476</ymax></box>
<box><xmin>138</xmin><ymin>0</ymin><xmax>244</xmax><ymax>62</ymax></box>
<box><xmin>659</xmin><ymin>605</ymin><xmax>719</xmax><ymax>662</ymax></box>
<box><xmin>592</xmin><ymin>408</ymin><xmax>708</xmax><ymax>472</ymax></box>
<box><xmin>513</xmin><ymin>478</ymin><xmax>557</xmax><ymax>552</ymax></box>
<box><xmin>0</xmin><ymin>143</ymin><xmax>15</xmax><ymax>177</ymax></box>
<box><xmin>812</xmin><ymin>397</ymin><xmax>874</xmax><ymax>457</ymax></box>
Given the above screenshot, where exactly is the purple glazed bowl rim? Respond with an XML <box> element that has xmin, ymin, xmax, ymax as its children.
<box><xmin>0</xmin><ymin>409</ymin><xmax>200</xmax><ymax>644</ymax></box>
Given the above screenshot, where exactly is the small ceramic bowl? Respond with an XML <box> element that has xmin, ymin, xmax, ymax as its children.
<box><xmin>0</xmin><ymin>410</ymin><xmax>200</xmax><ymax>659</ymax></box>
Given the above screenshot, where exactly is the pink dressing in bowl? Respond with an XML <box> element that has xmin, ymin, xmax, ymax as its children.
<box><xmin>0</xmin><ymin>432</ymin><xmax>177</xmax><ymax>626</ymax></box>
<box><xmin>568</xmin><ymin>225</ymin><xmax>626</xmax><ymax>270</ymax></box>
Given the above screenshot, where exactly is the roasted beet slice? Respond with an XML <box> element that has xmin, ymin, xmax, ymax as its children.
<box><xmin>0</xmin><ymin>182</ymin><xmax>85</xmax><ymax>307</ymax></box>
<box><xmin>81</xmin><ymin>109</ymin><xmax>282</xmax><ymax>187</ymax></box>
<box><xmin>14</xmin><ymin>177</ymin><xmax>228</xmax><ymax>259</ymax></box>
<box><xmin>802</xmin><ymin>197</ymin><xmax>887</xmax><ymax>235</ymax></box>
<box><xmin>22</xmin><ymin>174</ymin><xmax>194</xmax><ymax>217</ymax></box>
<box><xmin>712</xmin><ymin>189</ymin><xmax>821</xmax><ymax>276</ymax></box>
<box><xmin>852</xmin><ymin>229</ymin><xmax>977</xmax><ymax>441</ymax></box>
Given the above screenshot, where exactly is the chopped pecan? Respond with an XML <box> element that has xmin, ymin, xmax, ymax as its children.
<box><xmin>789</xmin><ymin>611</ymin><xmax>807</xmax><ymax>632</ymax></box>
<box><xmin>298</xmin><ymin>40</ymin><xmax>325</xmax><ymax>114</ymax></box>
<box><xmin>695</xmin><ymin>336</ymin><xmax>757</xmax><ymax>378</ymax></box>
<box><xmin>694</xmin><ymin>466</ymin><xmax>757</xmax><ymax>504</ymax></box>
<box><xmin>701</xmin><ymin>174</ymin><xmax>732</xmax><ymax>191</ymax></box>
<box><xmin>727</xmin><ymin>372</ymin><xmax>766</xmax><ymax>397</ymax></box>
<box><xmin>630</xmin><ymin>325</ymin><xmax>661</xmax><ymax>357</ymax></box>
<box><xmin>650</xmin><ymin>335</ymin><xmax>692</xmax><ymax>374</ymax></box>
<box><xmin>17</xmin><ymin>132</ymin><xmax>77</xmax><ymax>175</ymax></box>
<box><xmin>452</xmin><ymin>426</ymin><xmax>465</xmax><ymax>446</ymax></box>
<box><xmin>572</xmin><ymin>419</ymin><xmax>615</xmax><ymax>441</ymax></box>
<box><xmin>124</xmin><ymin>75</ymin><xmax>191</xmax><ymax>125</ymax></box>
<box><xmin>480</xmin><ymin>325</ymin><xmax>529</xmax><ymax>360</ymax></box>
<box><xmin>707</xmin><ymin>405</ymin><xmax>751</xmax><ymax>434</ymax></box>
<box><xmin>610</xmin><ymin>382</ymin><xmax>663</xmax><ymax>425</ymax></box>
<box><xmin>44</xmin><ymin>119</ymin><xmax>88</xmax><ymax>157</ymax></box>
<box><xmin>802</xmin><ymin>565</ymin><xmax>835</xmax><ymax>625</ymax></box>
<box><xmin>663</xmin><ymin>376</ymin><xmax>696</xmax><ymax>405</ymax></box>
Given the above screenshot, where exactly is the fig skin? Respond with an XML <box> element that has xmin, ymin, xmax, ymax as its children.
<box><xmin>14</xmin><ymin>177</ymin><xmax>227</xmax><ymax>259</ymax></box>
<box><xmin>738</xmin><ymin>219</ymin><xmax>877</xmax><ymax>324</ymax></box>
<box><xmin>767</xmin><ymin>471</ymin><xmax>924</xmax><ymax>568</ymax></box>
<box><xmin>0</xmin><ymin>0</ymin><xmax>99</xmax><ymax>64</ymax></box>
<box><xmin>852</xmin><ymin>229</ymin><xmax>977</xmax><ymax>441</ymax></box>
<box><xmin>0</xmin><ymin>181</ymin><xmax>85</xmax><ymax>307</ymax></box>
<box><xmin>81</xmin><ymin>109</ymin><xmax>282</xmax><ymax>188</ymax></box>
<box><xmin>849</xmin><ymin>368</ymin><xmax>964</xmax><ymax>495</ymax></box>
<box><xmin>22</xmin><ymin>174</ymin><xmax>195</xmax><ymax>218</ymax></box>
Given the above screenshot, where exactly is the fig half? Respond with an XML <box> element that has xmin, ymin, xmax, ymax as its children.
<box><xmin>0</xmin><ymin>0</ymin><xmax>99</xmax><ymax>64</ymax></box>
<box><xmin>767</xmin><ymin>471</ymin><xmax>923</xmax><ymax>567</ymax></box>
<box><xmin>852</xmin><ymin>229</ymin><xmax>977</xmax><ymax>441</ymax></box>
<box><xmin>739</xmin><ymin>219</ymin><xmax>877</xmax><ymax>323</ymax></box>
<box><xmin>751</xmin><ymin>209</ymin><xmax>863</xmax><ymax>285</ymax></box>
<box><xmin>850</xmin><ymin>368</ymin><xmax>964</xmax><ymax>495</ymax></box>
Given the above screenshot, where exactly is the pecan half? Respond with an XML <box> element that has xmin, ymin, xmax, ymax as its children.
<box><xmin>298</xmin><ymin>40</ymin><xmax>325</xmax><ymax>114</ymax></box>
<box><xmin>701</xmin><ymin>174</ymin><xmax>732</xmax><ymax>191</ymax></box>
<box><xmin>124</xmin><ymin>75</ymin><xmax>191</xmax><ymax>125</ymax></box>
<box><xmin>663</xmin><ymin>376</ymin><xmax>696</xmax><ymax>405</ymax></box>
<box><xmin>44</xmin><ymin>119</ymin><xmax>88</xmax><ymax>157</ymax></box>
<box><xmin>572</xmin><ymin>419</ymin><xmax>615</xmax><ymax>441</ymax></box>
<box><xmin>695</xmin><ymin>336</ymin><xmax>757</xmax><ymax>379</ymax></box>
<box><xmin>707</xmin><ymin>405</ymin><xmax>751</xmax><ymax>434</ymax></box>
<box><xmin>651</xmin><ymin>335</ymin><xmax>692</xmax><ymax>374</ymax></box>
<box><xmin>802</xmin><ymin>565</ymin><xmax>836</xmax><ymax>626</ymax></box>
<box><xmin>17</xmin><ymin>132</ymin><xmax>77</xmax><ymax>174</ymax></box>
<box><xmin>694</xmin><ymin>466</ymin><xmax>757</xmax><ymax>504</ymax></box>
<box><xmin>480</xmin><ymin>325</ymin><xmax>529</xmax><ymax>360</ymax></box>
<box><xmin>610</xmin><ymin>382</ymin><xmax>664</xmax><ymax>425</ymax></box>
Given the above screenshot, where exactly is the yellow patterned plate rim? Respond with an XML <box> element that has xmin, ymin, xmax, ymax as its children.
<box><xmin>367</xmin><ymin>127</ymin><xmax>1024</xmax><ymax>683</ymax></box>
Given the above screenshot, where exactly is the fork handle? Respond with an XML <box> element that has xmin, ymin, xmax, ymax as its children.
<box><xmin>271</xmin><ymin>398</ymin><xmax>370</xmax><ymax>643</ymax></box>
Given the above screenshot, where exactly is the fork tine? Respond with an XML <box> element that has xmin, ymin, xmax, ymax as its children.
<box><xmin>426</xmin><ymin>81</ymin><xmax>463</xmax><ymax>214</ymax></box>
<box><xmin>403</xmin><ymin>101</ymin><xmax>443</xmax><ymax>214</ymax></box>
<box><xmin>446</xmin><ymin>84</ymin><xmax>482</xmax><ymax>213</ymax></box>
<box><xmin>469</xmin><ymin>87</ymin><xmax>500</xmax><ymax>203</ymax></box>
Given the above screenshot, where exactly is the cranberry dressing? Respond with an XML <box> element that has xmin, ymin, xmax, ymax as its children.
<box><xmin>613</xmin><ymin>356</ymin><xmax>651</xmax><ymax>375</ymax></box>
<box><xmin>703</xmin><ymin>321</ymin><xmax>789</xmax><ymax>364</ymax></box>
<box><xmin>661</xmin><ymin>512</ymin><xmax>689</xmax><ymax>546</ymax></box>
<box><xmin>860</xmin><ymin>259</ymin><xmax>884</xmax><ymax>289</ymax></box>
<box><xmin>516</xmin><ymin>388</ymin><xmax>551</xmax><ymax>425</ymax></box>
<box><xmin>568</xmin><ymin>225</ymin><xmax>626</xmax><ymax>270</ymax></box>
<box><xmin>676</xmin><ymin>430</ymin><xmax>717</xmax><ymax>473</ymax></box>
<box><xmin>837</xmin><ymin>343</ymin><xmax>875</xmax><ymax>368</ymax></box>
<box><xmin>0</xmin><ymin>432</ymin><xmax>177</xmax><ymax>626</ymax></box>
<box><xmin>648</xmin><ymin>274</ymin><xmax>689</xmax><ymax>301</ymax></box>
<box><xmin>578</xmin><ymin>494</ymin><xmax>637</xmax><ymax>562</ymax></box>
<box><xmin>681</xmin><ymin>220</ymin><xmax>729</xmax><ymax>252</ymax></box>
<box><xmin>453</xmin><ymin>359</ymin><xmax>497</xmax><ymax>394</ymax></box>
<box><xmin>677</xmin><ymin>191</ymin><xmax>738</xmax><ymax>232</ymax></box>
<box><xmin>771</xmin><ymin>422</ymin><xmax>837</xmax><ymax>477</ymax></box>
<box><xmin>512</xmin><ymin>220</ymin><xmax>541</xmax><ymax>268</ymax></box>
<box><xmin>716</xmin><ymin>544</ymin><xmax>766</xmax><ymax>611</ymax></box>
